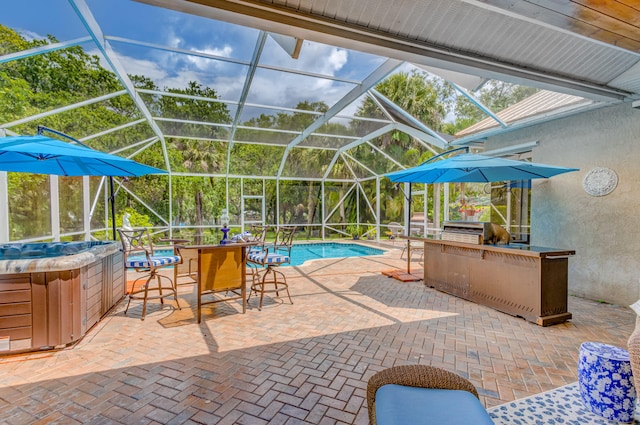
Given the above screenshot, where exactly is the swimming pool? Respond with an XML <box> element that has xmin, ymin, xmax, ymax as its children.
<box><xmin>286</xmin><ymin>242</ymin><xmax>384</xmax><ymax>267</ymax></box>
<box><xmin>133</xmin><ymin>242</ymin><xmax>384</xmax><ymax>267</ymax></box>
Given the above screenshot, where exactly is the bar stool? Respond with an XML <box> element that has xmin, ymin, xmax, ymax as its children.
<box><xmin>118</xmin><ymin>228</ymin><xmax>182</xmax><ymax>320</ymax></box>
<box><xmin>247</xmin><ymin>227</ymin><xmax>296</xmax><ymax>310</ymax></box>
<box><xmin>577</xmin><ymin>341</ymin><xmax>637</xmax><ymax>423</ymax></box>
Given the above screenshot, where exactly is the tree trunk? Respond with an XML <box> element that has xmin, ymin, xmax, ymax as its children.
<box><xmin>339</xmin><ymin>183</ymin><xmax>346</xmax><ymax>231</ymax></box>
<box><xmin>306</xmin><ymin>182</ymin><xmax>316</xmax><ymax>238</ymax></box>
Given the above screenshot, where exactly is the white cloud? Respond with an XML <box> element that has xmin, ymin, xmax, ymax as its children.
<box><xmin>102</xmin><ymin>41</ymin><xmax>356</xmax><ymax>116</ymax></box>
<box><xmin>186</xmin><ymin>46</ymin><xmax>234</xmax><ymax>70</ymax></box>
<box><xmin>163</xmin><ymin>25</ymin><xmax>183</xmax><ymax>49</ymax></box>
<box><xmin>237</xmin><ymin>40</ymin><xmax>353</xmax><ymax>109</ymax></box>
<box><xmin>326</xmin><ymin>48</ymin><xmax>348</xmax><ymax>72</ymax></box>
<box><xmin>159</xmin><ymin>69</ymin><xmax>204</xmax><ymax>91</ymax></box>
<box><xmin>167</xmin><ymin>34</ymin><xmax>183</xmax><ymax>49</ymax></box>
<box><xmin>212</xmin><ymin>75</ymin><xmax>246</xmax><ymax>100</ymax></box>
<box><xmin>264</xmin><ymin>40</ymin><xmax>349</xmax><ymax>77</ymax></box>
<box><xmin>117</xmin><ymin>56</ymin><xmax>170</xmax><ymax>84</ymax></box>
<box><xmin>17</xmin><ymin>29</ymin><xmax>45</xmax><ymax>42</ymax></box>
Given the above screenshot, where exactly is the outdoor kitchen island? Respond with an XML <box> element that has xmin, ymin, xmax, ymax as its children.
<box><xmin>422</xmin><ymin>239</ymin><xmax>575</xmax><ymax>326</ymax></box>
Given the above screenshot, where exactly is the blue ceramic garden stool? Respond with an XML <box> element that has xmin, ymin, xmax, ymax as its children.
<box><xmin>578</xmin><ymin>342</ymin><xmax>637</xmax><ymax>423</ymax></box>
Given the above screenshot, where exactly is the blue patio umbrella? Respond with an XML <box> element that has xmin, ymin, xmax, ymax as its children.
<box><xmin>0</xmin><ymin>133</ymin><xmax>167</xmax><ymax>239</ymax></box>
<box><xmin>0</xmin><ymin>135</ymin><xmax>165</xmax><ymax>177</ymax></box>
<box><xmin>386</xmin><ymin>152</ymin><xmax>578</xmax><ymax>275</ymax></box>
<box><xmin>386</xmin><ymin>153</ymin><xmax>578</xmax><ymax>183</ymax></box>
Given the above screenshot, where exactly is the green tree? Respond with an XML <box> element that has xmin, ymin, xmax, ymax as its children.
<box><xmin>0</xmin><ymin>25</ymin><xmax>145</xmax><ymax>239</ymax></box>
<box><xmin>452</xmin><ymin>81</ymin><xmax>538</xmax><ymax>128</ymax></box>
<box><xmin>354</xmin><ymin>70</ymin><xmax>452</xmax><ymax>148</ymax></box>
<box><xmin>352</xmin><ymin>70</ymin><xmax>452</xmax><ymax>224</ymax></box>
<box><xmin>154</xmin><ymin>81</ymin><xmax>232</xmax><ymax>243</ymax></box>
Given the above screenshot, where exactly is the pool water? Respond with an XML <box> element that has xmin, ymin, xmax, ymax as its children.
<box><xmin>138</xmin><ymin>242</ymin><xmax>384</xmax><ymax>267</ymax></box>
<box><xmin>287</xmin><ymin>242</ymin><xmax>384</xmax><ymax>266</ymax></box>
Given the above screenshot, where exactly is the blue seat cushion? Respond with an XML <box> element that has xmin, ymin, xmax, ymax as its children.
<box><xmin>125</xmin><ymin>255</ymin><xmax>181</xmax><ymax>269</ymax></box>
<box><xmin>247</xmin><ymin>251</ymin><xmax>289</xmax><ymax>265</ymax></box>
<box><xmin>375</xmin><ymin>384</ymin><xmax>494</xmax><ymax>425</ymax></box>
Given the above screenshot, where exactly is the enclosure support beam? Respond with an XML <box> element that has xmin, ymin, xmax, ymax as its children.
<box><xmin>376</xmin><ymin>177</ymin><xmax>381</xmax><ymax>242</ymax></box>
<box><xmin>448</xmin><ymin>81</ymin><xmax>507</xmax><ymax>128</ymax></box>
<box><xmin>70</xmin><ymin>0</ymin><xmax>176</xmax><ymax>237</ymax></box>
<box><xmin>0</xmin><ymin>172</ymin><xmax>8</xmax><ymax>243</ymax></box>
<box><xmin>276</xmin><ymin>178</ymin><xmax>280</xmax><ymax>230</ymax></box>
<box><xmin>370</xmin><ymin>89</ymin><xmax>449</xmax><ymax>148</ymax></box>
<box><xmin>50</xmin><ymin>176</ymin><xmax>60</xmax><ymax>242</ymax></box>
<box><xmin>323</xmin><ymin>124</ymin><xmax>394</xmax><ymax>180</ymax></box>
<box><xmin>226</xmin><ymin>31</ymin><xmax>267</xmax><ymax>176</ymax></box>
<box><xmin>321</xmin><ymin>182</ymin><xmax>325</xmax><ymax>241</ymax></box>
<box><xmin>404</xmin><ymin>182</ymin><xmax>411</xmax><ymax>273</ymax></box>
<box><xmin>443</xmin><ymin>183</ymin><xmax>450</xmax><ymax>222</ymax></box>
<box><xmin>433</xmin><ymin>183</ymin><xmax>441</xmax><ymax>230</ymax></box>
<box><xmin>0</xmin><ymin>37</ymin><xmax>92</xmax><ymax>64</ymax></box>
<box><xmin>83</xmin><ymin>177</ymin><xmax>91</xmax><ymax>241</ymax></box>
<box><xmin>507</xmin><ymin>184</ymin><xmax>512</xmax><ymax>231</ymax></box>
<box><xmin>0</xmin><ymin>91</ymin><xmax>127</xmax><ymax>131</ymax></box>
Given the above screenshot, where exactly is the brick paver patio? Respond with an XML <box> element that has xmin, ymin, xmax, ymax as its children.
<box><xmin>0</xmin><ymin>244</ymin><xmax>635</xmax><ymax>424</ymax></box>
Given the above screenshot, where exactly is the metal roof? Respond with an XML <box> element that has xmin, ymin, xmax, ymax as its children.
<box><xmin>455</xmin><ymin>90</ymin><xmax>592</xmax><ymax>137</ymax></box>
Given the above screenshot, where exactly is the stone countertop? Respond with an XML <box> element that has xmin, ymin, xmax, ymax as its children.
<box><xmin>0</xmin><ymin>241</ymin><xmax>121</xmax><ymax>274</ymax></box>
<box><xmin>421</xmin><ymin>238</ymin><xmax>575</xmax><ymax>258</ymax></box>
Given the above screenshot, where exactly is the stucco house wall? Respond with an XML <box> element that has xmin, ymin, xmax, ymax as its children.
<box><xmin>483</xmin><ymin>102</ymin><xmax>640</xmax><ymax>306</ymax></box>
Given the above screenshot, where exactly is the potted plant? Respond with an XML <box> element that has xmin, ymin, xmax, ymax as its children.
<box><xmin>365</xmin><ymin>225</ymin><xmax>377</xmax><ymax>240</ymax></box>
<box><xmin>459</xmin><ymin>204</ymin><xmax>480</xmax><ymax>220</ymax></box>
<box><xmin>346</xmin><ymin>225</ymin><xmax>362</xmax><ymax>239</ymax></box>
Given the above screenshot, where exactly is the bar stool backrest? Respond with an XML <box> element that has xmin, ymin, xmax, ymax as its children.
<box><xmin>118</xmin><ymin>228</ymin><xmax>155</xmax><ymax>264</ymax></box>
<box><xmin>273</xmin><ymin>227</ymin><xmax>296</xmax><ymax>258</ymax></box>
<box><xmin>248</xmin><ymin>225</ymin><xmax>270</xmax><ymax>246</ymax></box>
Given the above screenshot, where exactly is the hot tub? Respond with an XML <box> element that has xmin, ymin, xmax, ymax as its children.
<box><xmin>0</xmin><ymin>241</ymin><xmax>125</xmax><ymax>354</ymax></box>
<box><xmin>0</xmin><ymin>241</ymin><xmax>109</xmax><ymax>261</ymax></box>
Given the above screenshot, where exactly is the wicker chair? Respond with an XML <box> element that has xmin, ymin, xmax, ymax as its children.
<box><xmin>627</xmin><ymin>316</ymin><xmax>640</xmax><ymax>391</ymax></box>
<box><xmin>366</xmin><ymin>365</ymin><xmax>481</xmax><ymax>425</ymax></box>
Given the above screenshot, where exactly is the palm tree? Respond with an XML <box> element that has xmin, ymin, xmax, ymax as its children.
<box><xmin>159</xmin><ymin>82</ymin><xmax>232</xmax><ymax>243</ymax></box>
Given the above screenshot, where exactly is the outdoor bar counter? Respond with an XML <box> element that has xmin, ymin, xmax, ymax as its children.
<box><xmin>177</xmin><ymin>242</ymin><xmax>256</xmax><ymax>323</ymax></box>
<box><xmin>420</xmin><ymin>238</ymin><xmax>575</xmax><ymax>326</ymax></box>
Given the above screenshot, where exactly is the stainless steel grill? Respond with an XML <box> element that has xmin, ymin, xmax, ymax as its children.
<box><xmin>441</xmin><ymin>221</ymin><xmax>490</xmax><ymax>245</ymax></box>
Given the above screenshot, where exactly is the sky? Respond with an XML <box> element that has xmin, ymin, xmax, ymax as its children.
<box><xmin>2</xmin><ymin>0</ymin><xmax>389</xmax><ymax>116</ymax></box>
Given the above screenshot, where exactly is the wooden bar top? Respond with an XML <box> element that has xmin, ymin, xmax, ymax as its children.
<box><xmin>177</xmin><ymin>242</ymin><xmax>257</xmax><ymax>250</ymax></box>
<box><xmin>411</xmin><ymin>237</ymin><xmax>575</xmax><ymax>259</ymax></box>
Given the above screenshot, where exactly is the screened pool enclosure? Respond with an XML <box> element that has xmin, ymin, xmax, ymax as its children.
<box><xmin>1</xmin><ymin>0</ymin><xmax>606</xmax><ymax>244</ymax></box>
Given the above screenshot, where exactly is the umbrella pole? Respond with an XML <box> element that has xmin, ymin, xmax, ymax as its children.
<box><xmin>406</xmin><ymin>183</ymin><xmax>411</xmax><ymax>274</ymax></box>
<box><xmin>109</xmin><ymin>177</ymin><xmax>117</xmax><ymax>241</ymax></box>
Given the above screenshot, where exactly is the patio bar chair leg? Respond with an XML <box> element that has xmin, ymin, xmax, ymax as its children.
<box><xmin>274</xmin><ymin>269</ymin><xmax>292</xmax><ymax>304</ymax></box>
<box><xmin>125</xmin><ymin>272</ymin><xmax>181</xmax><ymax>321</ymax></box>
<box><xmin>159</xmin><ymin>274</ymin><xmax>181</xmax><ymax>311</ymax></box>
<box><xmin>125</xmin><ymin>274</ymin><xmax>152</xmax><ymax>316</ymax></box>
<box><xmin>251</xmin><ymin>265</ymin><xmax>292</xmax><ymax>311</ymax></box>
<box><xmin>141</xmin><ymin>282</ymin><xmax>150</xmax><ymax>320</ymax></box>
<box><xmin>157</xmin><ymin>276</ymin><xmax>164</xmax><ymax>305</ymax></box>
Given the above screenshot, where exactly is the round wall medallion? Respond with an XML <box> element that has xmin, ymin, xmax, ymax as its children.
<box><xmin>583</xmin><ymin>167</ymin><xmax>618</xmax><ymax>197</ymax></box>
